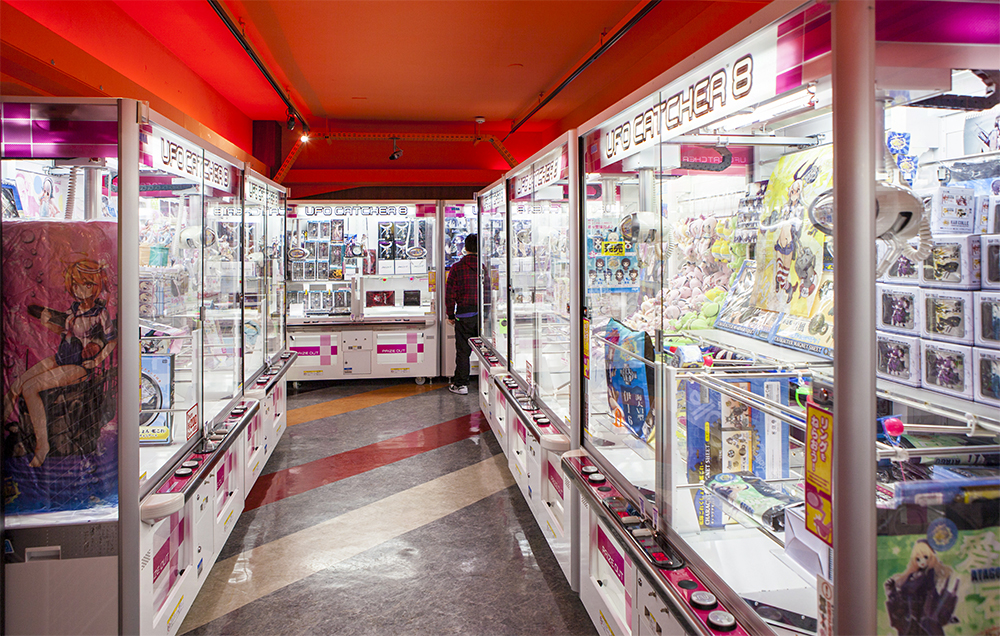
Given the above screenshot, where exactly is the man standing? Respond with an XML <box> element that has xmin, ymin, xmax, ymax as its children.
<box><xmin>445</xmin><ymin>234</ymin><xmax>478</xmax><ymax>395</ymax></box>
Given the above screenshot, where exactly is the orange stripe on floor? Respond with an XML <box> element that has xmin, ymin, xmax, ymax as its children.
<box><xmin>287</xmin><ymin>382</ymin><xmax>446</xmax><ymax>426</ymax></box>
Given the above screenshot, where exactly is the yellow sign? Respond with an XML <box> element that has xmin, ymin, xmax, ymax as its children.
<box><xmin>805</xmin><ymin>399</ymin><xmax>833</xmax><ymax>546</ymax></box>
<box><xmin>601</xmin><ymin>241</ymin><xmax>626</xmax><ymax>256</ymax></box>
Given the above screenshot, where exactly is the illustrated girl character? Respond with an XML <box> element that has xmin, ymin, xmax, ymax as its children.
<box><xmin>2</xmin><ymin>259</ymin><xmax>117</xmax><ymax>467</ymax></box>
<box><xmin>38</xmin><ymin>177</ymin><xmax>60</xmax><ymax>217</ymax></box>
<box><xmin>884</xmin><ymin>539</ymin><xmax>960</xmax><ymax>635</ymax></box>
<box><xmin>774</xmin><ymin>218</ymin><xmax>802</xmax><ymax>302</ymax></box>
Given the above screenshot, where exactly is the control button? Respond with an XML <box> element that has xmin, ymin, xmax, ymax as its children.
<box><xmin>650</xmin><ymin>551</ymin><xmax>672</xmax><ymax>563</ymax></box>
<box><xmin>581</xmin><ymin>465</ymin><xmax>599</xmax><ymax>474</ymax></box>
<box><xmin>690</xmin><ymin>591</ymin><xmax>718</xmax><ymax>611</ymax></box>
<box><xmin>620</xmin><ymin>515</ymin><xmax>642</xmax><ymax>524</ymax></box>
<box><xmin>638</xmin><ymin>538</ymin><xmax>658</xmax><ymax>549</ymax></box>
<box><xmin>587</xmin><ymin>473</ymin><xmax>606</xmax><ymax>484</ymax></box>
<box><xmin>597</xmin><ymin>486</ymin><xmax>612</xmax><ymax>492</ymax></box>
<box><xmin>707</xmin><ymin>610</ymin><xmax>736</xmax><ymax>632</ymax></box>
<box><xmin>181</xmin><ymin>461</ymin><xmax>200</xmax><ymax>469</ymax></box>
<box><xmin>677</xmin><ymin>579</ymin><xmax>698</xmax><ymax>590</ymax></box>
<box><xmin>175</xmin><ymin>467</ymin><xmax>193</xmax><ymax>478</ymax></box>
<box><xmin>630</xmin><ymin>527</ymin><xmax>652</xmax><ymax>537</ymax></box>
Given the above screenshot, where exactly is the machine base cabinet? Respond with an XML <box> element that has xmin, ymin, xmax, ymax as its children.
<box><xmin>582</xmin><ymin>514</ymin><xmax>635</xmax><ymax>636</ymax></box>
<box><xmin>287</xmin><ymin>325</ymin><xmax>437</xmax><ymax>382</ymax></box>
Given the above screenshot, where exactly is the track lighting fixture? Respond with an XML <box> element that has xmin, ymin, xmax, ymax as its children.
<box><xmin>389</xmin><ymin>137</ymin><xmax>403</xmax><ymax>161</ymax></box>
<box><xmin>287</xmin><ymin>112</ymin><xmax>296</xmax><ymax>131</ymax></box>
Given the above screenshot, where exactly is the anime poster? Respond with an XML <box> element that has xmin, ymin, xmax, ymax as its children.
<box><xmin>752</xmin><ymin>146</ymin><xmax>833</xmax><ymax>316</ymax></box>
<box><xmin>12</xmin><ymin>167</ymin><xmax>70</xmax><ymax>219</ymax></box>
<box><xmin>877</xmin><ymin>501</ymin><xmax>999</xmax><ymax>636</ymax></box>
<box><xmin>586</xmin><ymin>219</ymin><xmax>640</xmax><ymax>293</ymax></box>
<box><xmin>2</xmin><ymin>220</ymin><xmax>119</xmax><ymax>514</ymax></box>
<box><xmin>964</xmin><ymin>105</ymin><xmax>1000</xmax><ymax>155</ymax></box>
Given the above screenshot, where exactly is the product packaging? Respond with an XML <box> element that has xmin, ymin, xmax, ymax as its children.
<box><xmin>878</xmin><ymin>284</ymin><xmax>923</xmax><ymax>335</ymax></box>
<box><xmin>878</xmin><ymin>238</ymin><xmax>922</xmax><ymax>285</ymax></box>
<box><xmin>920</xmin><ymin>234</ymin><xmax>981</xmax><ymax>290</ymax></box>
<box><xmin>603</xmin><ymin>318</ymin><xmax>654</xmax><ymax>441</ymax></box>
<box><xmin>876</xmin><ymin>332</ymin><xmax>922</xmax><ymax>388</ymax></box>
<box><xmin>139</xmin><ymin>354</ymin><xmax>174</xmax><ymax>444</ymax></box>
<box><xmin>772</xmin><ymin>272</ymin><xmax>835</xmax><ymax>358</ymax></box>
<box><xmin>922</xmin><ymin>288</ymin><xmax>974</xmax><ymax>345</ymax></box>
<box><xmin>876</xmin><ymin>500</ymin><xmax>999</xmax><ymax>636</ymax></box>
<box><xmin>930</xmin><ymin>186</ymin><xmax>976</xmax><ymax>234</ymax></box>
<box><xmin>982</xmin><ymin>234</ymin><xmax>1000</xmax><ymax>290</ymax></box>
<box><xmin>974</xmin><ymin>291</ymin><xmax>1000</xmax><ymax>349</ymax></box>
<box><xmin>973</xmin><ymin>347</ymin><xmax>1000</xmax><ymax>406</ymax></box>
<box><xmin>921</xmin><ymin>340</ymin><xmax>974</xmax><ymax>399</ymax></box>
<box><xmin>704</xmin><ymin>472</ymin><xmax>801</xmax><ymax>532</ymax></box>
<box><xmin>974</xmin><ymin>194</ymin><xmax>998</xmax><ymax>234</ymax></box>
<box><xmin>985</xmin><ymin>196</ymin><xmax>1000</xmax><ymax>235</ymax></box>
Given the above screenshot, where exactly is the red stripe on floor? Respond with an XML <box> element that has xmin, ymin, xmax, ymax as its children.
<box><xmin>245</xmin><ymin>411</ymin><xmax>487</xmax><ymax>511</ymax></box>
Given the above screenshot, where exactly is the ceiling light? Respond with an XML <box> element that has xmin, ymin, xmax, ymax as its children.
<box><xmin>286</xmin><ymin>112</ymin><xmax>296</xmax><ymax>131</ymax></box>
<box><xmin>300</xmin><ymin>133</ymin><xmax>310</xmax><ymax>143</ymax></box>
<box><xmin>389</xmin><ymin>137</ymin><xmax>403</xmax><ymax>161</ymax></box>
<box><xmin>709</xmin><ymin>85</ymin><xmax>816</xmax><ymax>133</ymax></box>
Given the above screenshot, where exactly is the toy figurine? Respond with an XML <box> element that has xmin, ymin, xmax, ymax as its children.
<box><xmin>890</xmin><ymin>295</ymin><xmax>913</xmax><ymax>328</ymax></box>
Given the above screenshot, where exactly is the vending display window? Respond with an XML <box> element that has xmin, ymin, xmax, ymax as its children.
<box><xmin>507</xmin><ymin>137</ymin><xmax>574</xmax><ymax>425</ymax></box>
<box><xmin>478</xmin><ymin>181</ymin><xmax>508</xmax><ymax>362</ymax></box>
<box><xmin>573</xmin><ymin>2</ymin><xmax>999</xmax><ymax>633</ymax></box>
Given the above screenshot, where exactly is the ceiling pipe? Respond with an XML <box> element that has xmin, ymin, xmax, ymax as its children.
<box><xmin>207</xmin><ymin>0</ymin><xmax>310</xmax><ymax>132</ymax></box>
<box><xmin>503</xmin><ymin>0</ymin><xmax>660</xmax><ymax>141</ymax></box>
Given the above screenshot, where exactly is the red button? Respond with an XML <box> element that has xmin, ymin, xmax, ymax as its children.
<box><xmin>651</xmin><ymin>552</ymin><xmax>670</xmax><ymax>562</ymax></box>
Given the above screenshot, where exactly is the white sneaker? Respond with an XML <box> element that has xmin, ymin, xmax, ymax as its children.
<box><xmin>449</xmin><ymin>384</ymin><xmax>468</xmax><ymax>395</ymax></box>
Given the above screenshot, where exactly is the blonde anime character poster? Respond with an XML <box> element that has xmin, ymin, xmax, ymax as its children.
<box><xmin>2</xmin><ymin>220</ymin><xmax>119</xmax><ymax>514</ymax></box>
<box><xmin>752</xmin><ymin>146</ymin><xmax>833</xmax><ymax>317</ymax></box>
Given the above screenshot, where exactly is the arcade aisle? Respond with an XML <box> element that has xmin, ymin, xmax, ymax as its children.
<box><xmin>179</xmin><ymin>377</ymin><xmax>596</xmax><ymax>636</ymax></box>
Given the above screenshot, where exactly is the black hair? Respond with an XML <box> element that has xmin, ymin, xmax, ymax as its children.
<box><xmin>464</xmin><ymin>233</ymin><xmax>478</xmax><ymax>253</ymax></box>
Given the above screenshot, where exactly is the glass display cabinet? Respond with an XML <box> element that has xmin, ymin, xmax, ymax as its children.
<box><xmin>1</xmin><ymin>97</ymin><xmax>294</xmax><ymax>636</ymax></box>
<box><xmin>284</xmin><ymin>200</ymin><xmax>439</xmax><ymax>382</ymax></box>
<box><xmin>478</xmin><ymin>181</ymin><xmax>508</xmax><ymax>363</ymax></box>
<box><xmin>564</xmin><ymin>3</ymin><xmax>1000</xmax><ymax>635</ymax></box>
<box><xmin>507</xmin><ymin>139</ymin><xmax>574</xmax><ymax>426</ymax></box>
<box><xmin>442</xmin><ymin>201</ymin><xmax>479</xmax><ymax>379</ymax></box>
<box><xmin>476</xmin><ymin>133</ymin><xmax>580</xmax><ymax>584</ymax></box>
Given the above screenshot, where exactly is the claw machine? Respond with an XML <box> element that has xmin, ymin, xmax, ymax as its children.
<box><xmin>488</xmin><ymin>133</ymin><xmax>580</xmax><ymax>583</ymax></box>
<box><xmin>2</xmin><ymin>97</ymin><xmax>293</xmax><ymax>635</ymax></box>
<box><xmin>565</xmin><ymin>2</ymin><xmax>1000</xmax><ymax>635</ymax></box>
<box><xmin>285</xmin><ymin>201</ymin><xmax>439</xmax><ymax>383</ymax></box>
<box><xmin>471</xmin><ymin>182</ymin><xmax>510</xmax><ymax>449</ymax></box>
<box><xmin>441</xmin><ymin>201</ymin><xmax>480</xmax><ymax>380</ymax></box>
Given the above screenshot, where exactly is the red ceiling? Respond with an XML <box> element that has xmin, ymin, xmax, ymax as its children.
<box><xmin>1</xmin><ymin>0</ymin><xmax>770</xmax><ymax>196</ymax></box>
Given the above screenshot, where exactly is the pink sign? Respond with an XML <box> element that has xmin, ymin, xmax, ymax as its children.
<box><xmin>547</xmin><ymin>460</ymin><xmax>564</xmax><ymax>500</ymax></box>
<box><xmin>597</xmin><ymin>525</ymin><xmax>625</xmax><ymax>585</ymax></box>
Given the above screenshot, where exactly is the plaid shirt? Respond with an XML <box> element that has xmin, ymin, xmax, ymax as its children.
<box><xmin>445</xmin><ymin>253</ymin><xmax>479</xmax><ymax>319</ymax></box>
